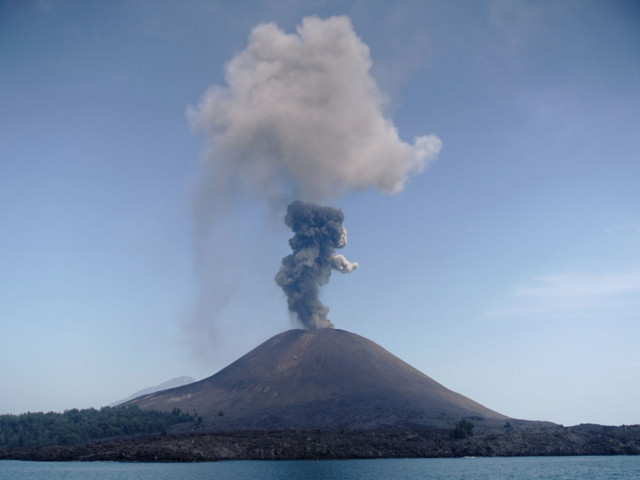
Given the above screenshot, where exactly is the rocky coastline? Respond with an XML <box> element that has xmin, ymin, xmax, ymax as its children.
<box><xmin>2</xmin><ymin>424</ymin><xmax>639</xmax><ymax>462</ymax></box>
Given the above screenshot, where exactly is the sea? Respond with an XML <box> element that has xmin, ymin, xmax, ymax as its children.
<box><xmin>1</xmin><ymin>456</ymin><xmax>639</xmax><ymax>480</ymax></box>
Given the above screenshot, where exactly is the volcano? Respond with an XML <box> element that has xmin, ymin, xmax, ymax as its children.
<box><xmin>124</xmin><ymin>329</ymin><xmax>508</xmax><ymax>430</ymax></box>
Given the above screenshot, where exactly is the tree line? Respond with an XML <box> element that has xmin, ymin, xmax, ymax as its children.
<box><xmin>0</xmin><ymin>406</ymin><xmax>196</xmax><ymax>449</ymax></box>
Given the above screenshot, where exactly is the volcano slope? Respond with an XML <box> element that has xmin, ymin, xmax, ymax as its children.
<box><xmin>124</xmin><ymin>328</ymin><xmax>510</xmax><ymax>431</ymax></box>
<box><xmin>9</xmin><ymin>328</ymin><xmax>640</xmax><ymax>462</ymax></box>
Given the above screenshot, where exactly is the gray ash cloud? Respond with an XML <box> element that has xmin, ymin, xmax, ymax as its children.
<box><xmin>275</xmin><ymin>201</ymin><xmax>358</xmax><ymax>330</ymax></box>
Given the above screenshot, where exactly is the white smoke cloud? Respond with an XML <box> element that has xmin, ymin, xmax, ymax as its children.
<box><xmin>331</xmin><ymin>226</ymin><xmax>357</xmax><ymax>273</ymax></box>
<box><xmin>187</xmin><ymin>15</ymin><xmax>442</xmax><ymax>203</ymax></box>
<box><xmin>331</xmin><ymin>254</ymin><xmax>359</xmax><ymax>273</ymax></box>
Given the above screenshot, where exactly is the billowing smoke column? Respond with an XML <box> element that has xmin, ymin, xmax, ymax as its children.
<box><xmin>275</xmin><ymin>201</ymin><xmax>358</xmax><ymax>330</ymax></box>
<box><xmin>185</xmin><ymin>16</ymin><xmax>442</xmax><ymax>343</ymax></box>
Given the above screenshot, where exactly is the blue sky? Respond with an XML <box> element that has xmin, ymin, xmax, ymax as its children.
<box><xmin>1</xmin><ymin>0</ymin><xmax>639</xmax><ymax>426</ymax></box>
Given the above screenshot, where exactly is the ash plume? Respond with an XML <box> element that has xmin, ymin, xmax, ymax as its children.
<box><xmin>187</xmin><ymin>15</ymin><xmax>442</xmax><ymax>204</ymax></box>
<box><xmin>184</xmin><ymin>15</ymin><xmax>442</xmax><ymax>349</ymax></box>
<box><xmin>275</xmin><ymin>201</ymin><xmax>358</xmax><ymax>330</ymax></box>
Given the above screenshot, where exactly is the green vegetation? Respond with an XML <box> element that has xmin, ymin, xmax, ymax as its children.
<box><xmin>451</xmin><ymin>419</ymin><xmax>475</xmax><ymax>439</ymax></box>
<box><xmin>0</xmin><ymin>406</ymin><xmax>195</xmax><ymax>449</ymax></box>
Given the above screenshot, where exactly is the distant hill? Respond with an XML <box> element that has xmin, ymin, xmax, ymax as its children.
<box><xmin>124</xmin><ymin>329</ymin><xmax>510</xmax><ymax>430</ymax></box>
<box><xmin>111</xmin><ymin>376</ymin><xmax>196</xmax><ymax>407</ymax></box>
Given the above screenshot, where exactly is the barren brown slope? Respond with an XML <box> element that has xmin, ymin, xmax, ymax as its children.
<box><xmin>125</xmin><ymin>329</ymin><xmax>508</xmax><ymax>430</ymax></box>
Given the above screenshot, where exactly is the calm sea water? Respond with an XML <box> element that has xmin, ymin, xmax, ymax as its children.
<box><xmin>1</xmin><ymin>456</ymin><xmax>639</xmax><ymax>479</ymax></box>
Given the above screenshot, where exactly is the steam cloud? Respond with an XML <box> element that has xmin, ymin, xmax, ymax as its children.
<box><xmin>187</xmin><ymin>15</ymin><xmax>442</xmax><ymax>203</ymax></box>
<box><xmin>275</xmin><ymin>201</ymin><xmax>358</xmax><ymax>330</ymax></box>
<box><xmin>186</xmin><ymin>16</ymin><xmax>442</xmax><ymax>339</ymax></box>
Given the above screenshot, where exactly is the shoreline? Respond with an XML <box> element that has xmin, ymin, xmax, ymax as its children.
<box><xmin>1</xmin><ymin>424</ymin><xmax>639</xmax><ymax>462</ymax></box>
